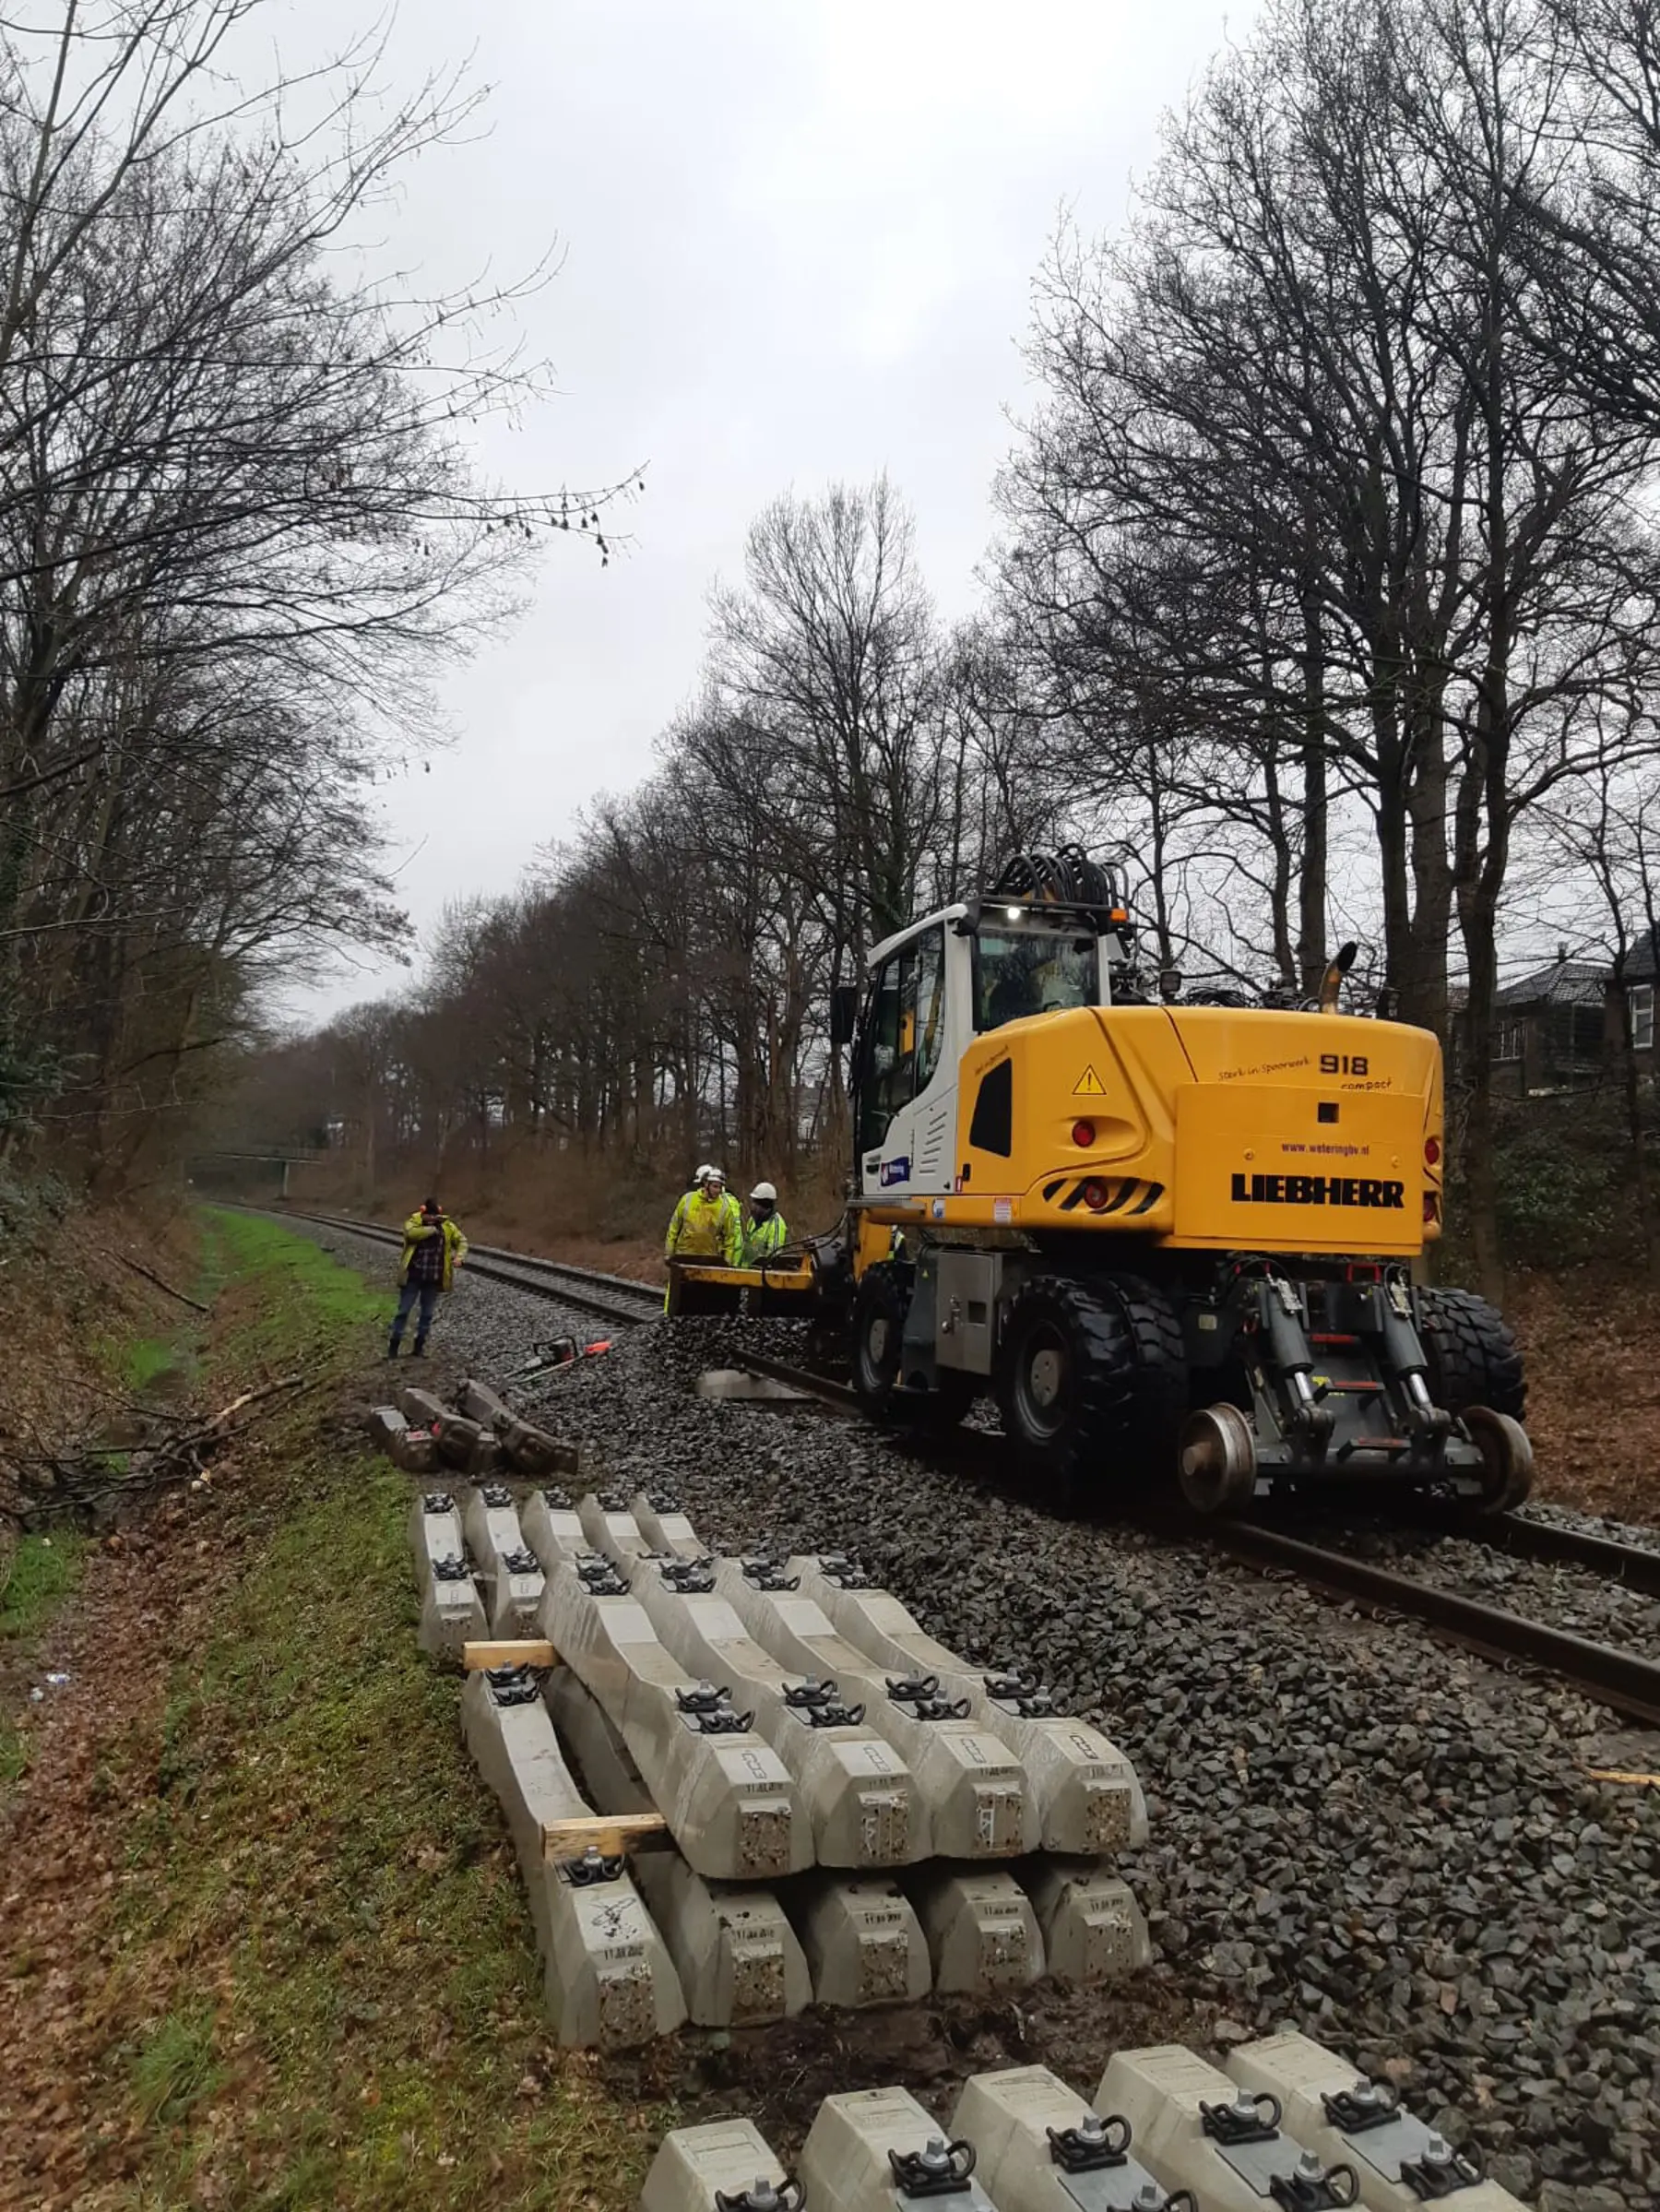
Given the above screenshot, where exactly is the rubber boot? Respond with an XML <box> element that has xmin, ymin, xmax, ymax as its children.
<box><xmin>412</xmin><ymin>1336</ymin><xmax>428</xmax><ymax>1359</ymax></box>
<box><xmin>386</xmin><ymin>1336</ymin><xmax>402</xmax><ymax>1359</ymax></box>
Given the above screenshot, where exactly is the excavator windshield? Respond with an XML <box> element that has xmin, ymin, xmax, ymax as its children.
<box><xmin>973</xmin><ymin>926</ymin><xmax>1102</xmax><ymax>1032</ymax></box>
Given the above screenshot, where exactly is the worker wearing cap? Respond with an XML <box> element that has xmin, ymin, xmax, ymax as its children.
<box><xmin>740</xmin><ymin>1181</ymin><xmax>789</xmax><ymax>1267</ymax></box>
<box><xmin>389</xmin><ymin>1195</ymin><xmax>468</xmax><ymax>1357</ymax></box>
<box><xmin>665</xmin><ymin>1166</ymin><xmax>741</xmax><ymax>1267</ymax></box>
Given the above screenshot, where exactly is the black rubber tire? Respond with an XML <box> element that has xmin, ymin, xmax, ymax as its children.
<box><xmin>851</xmin><ymin>1262</ymin><xmax>909</xmax><ymax>1420</ymax></box>
<box><xmin>1417</xmin><ymin>1287</ymin><xmax>1526</xmax><ymax>1421</ymax></box>
<box><xmin>851</xmin><ymin>1262</ymin><xmax>979</xmax><ymax>1428</ymax></box>
<box><xmin>1101</xmin><ymin>1269</ymin><xmax>1190</xmax><ymax>1460</ymax></box>
<box><xmin>995</xmin><ymin>1271</ymin><xmax>1186</xmax><ymax>1505</ymax></box>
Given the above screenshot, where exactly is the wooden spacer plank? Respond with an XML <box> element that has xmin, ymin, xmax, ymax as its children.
<box><xmin>1585</xmin><ymin>1766</ymin><xmax>1660</xmax><ymax>1787</ymax></box>
<box><xmin>462</xmin><ymin>1637</ymin><xmax>557</xmax><ymax>1671</ymax></box>
<box><xmin>541</xmin><ymin>1812</ymin><xmax>670</xmax><ymax>1863</ymax></box>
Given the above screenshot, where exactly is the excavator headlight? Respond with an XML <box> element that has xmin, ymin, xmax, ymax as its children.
<box><xmin>1072</xmin><ymin>1119</ymin><xmax>1096</xmax><ymax>1148</ymax></box>
<box><xmin>1082</xmin><ymin>1179</ymin><xmax>1110</xmax><ymax>1211</ymax></box>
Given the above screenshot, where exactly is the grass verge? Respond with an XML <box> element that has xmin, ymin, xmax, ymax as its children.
<box><xmin>1</xmin><ymin>1529</ymin><xmax>87</xmax><ymax>1642</ymax></box>
<box><xmin>72</xmin><ymin>1214</ymin><xmax>667</xmax><ymax>2210</ymax></box>
<box><xmin>1</xmin><ymin>1531</ymin><xmax>89</xmax><ymax>1783</ymax></box>
<box><xmin>196</xmin><ymin>1206</ymin><xmax>389</xmax><ymax>1363</ymax></box>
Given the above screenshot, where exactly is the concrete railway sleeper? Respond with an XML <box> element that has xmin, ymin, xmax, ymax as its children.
<box><xmin>789</xmin><ymin>1550</ymin><xmax>1146</xmax><ymax>1857</ymax></box>
<box><xmin>537</xmin><ymin>1549</ymin><xmax>812</xmax><ymax>1884</ymax></box>
<box><xmin>459</xmin><ymin>1666</ymin><xmax>685</xmax><ymax>2048</ymax></box>
<box><xmin>644</xmin><ymin>2035</ymin><xmax>1535</xmax><ymax>2212</ymax></box>
<box><xmin>710</xmin><ymin>1554</ymin><xmax>1038</xmax><ymax>1860</ymax></box>
<box><xmin>624</xmin><ymin>1551</ymin><xmax>930</xmax><ymax>1867</ymax></box>
<box><xmin>541</xmin><ymin>1662</ymin><xmax>814</xmax><ymax>2026</ymax></box>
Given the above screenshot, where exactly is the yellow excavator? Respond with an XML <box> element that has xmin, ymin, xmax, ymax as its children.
<box><xmin>673</xmin><ymin>849</ymin><xmax>1532</xmax><ymax>1517</ymax></box>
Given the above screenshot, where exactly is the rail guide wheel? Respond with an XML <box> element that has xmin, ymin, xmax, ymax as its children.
<box><xmin>1462</xmin><ymin>1404</ymin><xmax>1536</xmax><ymax>1516</ymax></box>
<box><xmin>1178</xmin><ymin>1401</ymin><xmax>1259</xmax><ymax>1516</ymax></box>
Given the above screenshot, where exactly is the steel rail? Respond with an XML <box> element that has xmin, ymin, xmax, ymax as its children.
<box><xmin>731</xmin><ymin>1348</ymin><xmax>860</xmax><ymax>1413</ymax></box>
<box><xmin>464</xmin><ymin>1238</ymin><xmax>663</xmax><ymax>1306</ymax></box>
<box><xmin>1210</xmin><ymin>1521</ymin><xmax>1660</xmax><ymax>1729</ymax></box>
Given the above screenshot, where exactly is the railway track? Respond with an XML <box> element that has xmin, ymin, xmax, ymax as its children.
<box><xmin>277</xmin><ymin>1208</ymin><xmax>664</xmax><ymax>1329</ymax></box>
<box><xmin>272</xmin><ymin>1207</ymin><xmax>1660</xmax><ymax>1729</ymax></box>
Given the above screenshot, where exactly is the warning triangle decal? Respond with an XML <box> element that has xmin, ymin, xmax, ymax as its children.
<box><xmin>1073</xmin><ymin>1064</ymin><xmax>1106</xmax><ymax>1097</ymax></box>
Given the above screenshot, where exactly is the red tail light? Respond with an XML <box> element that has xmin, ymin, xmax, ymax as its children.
<box><xmin>1424</xmin><ymin>1191</ymin><xmax>1441</xmax><ymax>1224</ymax></box>
<box><xmin>1082</xmin><ymin>1180</ymin><xmax>1109</xmax><ymax>1211</ymax></box>
<box><xmin>1424</xmin><ymin>1136</ymin><xmax>1441</xmax><ymax>1168</ymax></box>
<box><xmin>1072</xmin><ymin>1119</ymin><xmax>1097</xmax><ymax>1148</ymax></box>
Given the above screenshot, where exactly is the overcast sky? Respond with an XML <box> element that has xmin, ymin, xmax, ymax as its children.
<box><xmin>270</xmin><ymin>0</ymin><xmax>1255</xmax><ymax>1024</ymax></box>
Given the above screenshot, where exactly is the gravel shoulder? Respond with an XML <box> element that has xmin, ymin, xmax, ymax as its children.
<box><xmin>305</xmin><ymin>1219</ymin><xmax>1660</xmax><ymax>2212</ymax></box>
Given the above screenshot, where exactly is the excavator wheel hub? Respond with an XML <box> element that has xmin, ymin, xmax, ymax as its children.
<box><xmin>1178</xmin><ymin>1402</ymin><xmax>1259</xmax><ymax>1516</ymax></box>
<box><xmin>1026</xmin><ymin>1347</ymin><xmax>1065</xmax><ymax>1410</ymax></box>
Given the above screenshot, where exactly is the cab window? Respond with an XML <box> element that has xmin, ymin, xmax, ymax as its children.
<box><xmin>912</xmin><ymin>928</ymin><xmax>945</xmax><ymax>1094</ymax></box>
<box><xmin>857</xmin><ymin>927</ymin><xmax>947</xmax><ymax>1152</ymax></box>
<box><xmin>858</xmin><ymin>958</ymin><xmax>904</xmax><ymax>1154</ymax></box>
<box><xmin>974</xmin><ymin>929</ymin><xmax>1097</xmax><ymax>1032</ymax></box>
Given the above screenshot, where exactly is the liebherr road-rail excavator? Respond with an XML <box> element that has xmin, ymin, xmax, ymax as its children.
<box><xmin>671</xmin><ymin>850</ymin><xmax>1532</xmax><ymax>1519</ymax></box>
<box><xmin>835</xmin><ymin>845</ymin><xmax>1538</xmax><ymax>1521</ymax></box>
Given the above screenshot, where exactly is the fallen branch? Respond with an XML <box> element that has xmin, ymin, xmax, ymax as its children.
<box><xmin>104</xmin><ymin>1394</ymin><xmax>195</xmax><ymax>1425</ymax></box>
<box><xmin>205</xmin><ymin>1374</ymin><xmax>304</xmax><ymax>1428</ymax></box>
<box><xmin>117</xmin><ymin>1253</ymin><xmax>210</xmax><ymax>1314</ymax></box>
<box><xmin>8</xmin><ymin>1371</ymin><xmax>311</xmax><ymax>1528</ymax></box>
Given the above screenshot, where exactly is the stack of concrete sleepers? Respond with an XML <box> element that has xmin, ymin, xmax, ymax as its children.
<box><xmin>409</xmin><ymin>1482</ymin><xmax>1153</xmax><ymax>2051</ymax></box>
<box><xmin>559</xmin><ymin>1493</ymin><xmax>1141</xmax><ymax>2027</ymax></box>
<box><xmin>643</xmin><ymin>2032</ymin><xmax>1535</xmax><ymax>2212</ymax></box>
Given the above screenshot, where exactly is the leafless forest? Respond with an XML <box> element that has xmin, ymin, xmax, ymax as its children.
<box><xmin>14</xmin><ymin>0</ymin><xmax>1660</xmax><ymax>1281</ymax></box>
<box><xmin>0</xmin><ymin>0</ymin><xmax>635</xmax><ymax>1192</ymax></box>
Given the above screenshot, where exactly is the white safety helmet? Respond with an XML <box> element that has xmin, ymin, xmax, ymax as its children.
<box><xmin>750</xmin><ymin>1182</ymin><xmax>777</xmax><ymax>1203</ymax></box>
<box><xmin>703</xmin><ymin>1165</ymin><xmax>727</xmax><ymax>1186</ymax></box>
<box><xmin>693</xmin><ymin>1162</ymin><xmax>714</xmax><ymax>1183</ymax></box>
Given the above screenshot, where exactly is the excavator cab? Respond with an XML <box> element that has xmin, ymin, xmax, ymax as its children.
<box><xmin>836</xmin><ymin>848</ymin><xmax>1532</xmax><ymax>1520</ymax></box>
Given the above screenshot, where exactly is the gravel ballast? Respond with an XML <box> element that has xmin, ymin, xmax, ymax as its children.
<box><xmin>304</xmin><ymin>1219</ymin><xmax>1660</xmax><ymax>2212</ymax></box>
<box><xmin>1298</xmin><ymin>1522</ymin><xmax>1660</xmax><ymax>1653</ymax></box>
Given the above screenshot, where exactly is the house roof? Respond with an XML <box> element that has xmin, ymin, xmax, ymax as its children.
<box><xmin>1494</xmin><ymin>958</ymin><xmax>1607</xmax><ymax>1009</ymax></box>
<box><xmin>1622</xmin><ymin>925</ymin><xmax>1660</xmax><ymax>981</ymax></box>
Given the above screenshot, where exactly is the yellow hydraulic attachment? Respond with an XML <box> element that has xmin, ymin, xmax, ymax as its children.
<box><xmin>665</xmin><ymin>1255</ymin><xmax>815</xmax><ymax>1319</ymax></box>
